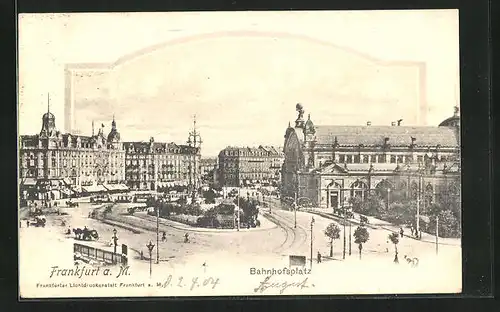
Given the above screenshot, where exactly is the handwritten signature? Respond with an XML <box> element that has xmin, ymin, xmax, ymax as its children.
<box><xmin>157</xmin><ymin>275</ymin><xmax>220</xmax><ymax>290</ymax></box>
<box><xmin>254</xmin><ymin>275</ymin><xmax>313</xmax><ymax>294</ymax></box>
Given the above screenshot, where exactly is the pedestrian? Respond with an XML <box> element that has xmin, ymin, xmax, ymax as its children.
<box><xmin>385</xmin><ymin>240</ymin><xmax>389</xmax><ymax>253</ymax></box>
<box><xmin>414</xmin><ymin>229</ymin><xmax>419</xmax><ymax>238</ymax></box>
<box><xmin>400</xmin><ymin>227</ymin><xmax>404</xmax><ymax>238</ymax></box>
<box><xmin>410</xmin><ymin>226</ymin><xmax>414</xmax><ymax>236</ymax></box>
<box><xmin>26</xmin><ymin>220</ymin><xmax>30</xmax><ymax>228</ymax></box>
<box><xmin>317</xmin><ymin>251</ymin><xmax>322</xmax><ymax>263</ymax></box>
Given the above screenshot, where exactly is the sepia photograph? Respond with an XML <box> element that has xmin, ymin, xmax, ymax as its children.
<box><xmin>18</xmin><ymin>10</ymin><xmax>461</xmax><ymax>298</ymax></box>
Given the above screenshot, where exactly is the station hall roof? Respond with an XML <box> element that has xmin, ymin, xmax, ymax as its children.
<box><xmin>313</xmin><ymin>125</ymin><xmax>458</xmax><ymax>148</ymax></box>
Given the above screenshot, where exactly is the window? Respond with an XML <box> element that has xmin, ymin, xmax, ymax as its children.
<box><xmin>405</xmin><ymin>155</ymin><xmax>411</xmax><ymax>163</ymax></box>
<box><xmin>397</xmin><ymin>155</ymin><xmax>404</xmax><ymax>163</ymax></box>
<box><xmin>354</xmin><ymin>155</ymin><xmax>360</xmax><ymax>163</ymax></box>
<box><xmin>339</xmin><ymin>155</ymin><xmax>345</xmax><ymax>163</ymax></box>
<box><xmin>363</xmin><ymin>155</ymin><xmax>369</xmax><ymax>163</ymax></box>
<box><xmin>370</xmin><ymin>155</ymin><xmax>376</xmax><ymax>163</ymax></box>
<box><xmin>378</xmin><ymin>155</ymin><xmax>386</xmax><ymax>163</ymax></box>
<box><xmin>417</xmin><ymin>155</ymin><xmax>423</xmax><ymax>163</ymax></box>
<box><xmin>346</xmin><ymin>155</ymin><xmax>353</xmax><ymax>163</ymax></box>
<box><xmin>390</xmin><ymin>155</ymin><xmax>396</xmax><ymax>163</ymax></box>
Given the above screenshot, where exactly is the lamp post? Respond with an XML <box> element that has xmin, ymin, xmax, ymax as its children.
<box><xmin>349</xmin><ymin>207</ymin><xmax>352</xmax><ymax>256</ymax></box>
<box><xmin>435</xmin><ymin>215</ymin><xmax>439</xmax><ymax>255</ymax></box>
<box><xmin>237</xmin><ymin>186</ymin><xmax>240</xmax><ymax>231</ymax></box>
<box><xmin>416</xmin><ymin>163</ymin><xmax>423</xmax><ymax>239</ymax></box>
<box><xmin>387</xmin><ymin>188</ymin><xmax>391</xmax><ymax>209</ymax></box>
<box><xmin>342</xmin><ymin>201</ymin><xmax>346</xmax><ymax>260</ymax></box>
<box><xmin>293</xmin><ymin>192</ymin><xmax>297</xmax><ymax>229</ymax></box>
<box><xmin>154</xmin><ymin>153</ymin><xmax>159</xmax><ymax>265</ymax></box>
<box><xmin>146</xmin><ymin>241</ymin><xmax>155</xmax><ymax>277</ymax></box>
<box><xmin>112</xmin><ymin>228</ymin><xmax>118</xmax><ymax>255</ymax></box>
<box><xmin>310</xmin><ymin>216</ymin><xmax>314</xmax><ymax>270</ymax></box>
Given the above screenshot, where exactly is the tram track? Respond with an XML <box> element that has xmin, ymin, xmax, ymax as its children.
<box><xmin>264</xmin><ymin>210</ymin><xmax>309</xmax><ymax>255</ymax></box>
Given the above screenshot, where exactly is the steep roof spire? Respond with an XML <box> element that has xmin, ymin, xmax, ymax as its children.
<box><xmin>47</xmin><ymin>93</ymin><xmax>50</xmax><ymax>113</ymax></box>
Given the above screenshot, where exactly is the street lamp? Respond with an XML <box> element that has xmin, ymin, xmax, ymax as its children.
<box><xmin>310</xmin><ymin>216</ymin><xmax>315</xmax><ymax>270</ymax></box>
<box><xmin>237</xmin><ymin>186</ymin><xmax>241</xmax><ymax>231</ymax></box>
<box><xmin>146</xmin><ymin>241</ymin><xmax>155</xmax><ymax>277</ymax></box>
<box><xmin>112</xmin><ymin>228</ymin><xmax>118</xmax><ymax>255</ymax></box>
<box><xmin>435</xmin><ymin>214</ymin><xmax>439</xmax><ymax>255</ymax></box>
<box><xmin>349</xmin><ymin>206</ymin><xmax>352</xmax><ymax>256</ymax></box>
<box><xmin>293</xmin><ymin>192</ymin><xmax>297</xmax><ymax>229</ymax></box>
<box><xmin>387</xmin><ymin>188</ymin><xmax>391</xmax><ymax>209</ymax></box>
<box><xmin>342</xmin><ymin>202</ymin><xmax>346</xmax><ymax>260</ymax></box>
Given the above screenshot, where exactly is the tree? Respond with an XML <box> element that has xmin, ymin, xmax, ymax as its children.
<box><xmin>358</xmin><ymin>195</ymin><xmax>385</xmax><ymax>216</ymax></box>
<box><xmin>353</xmin><ymin>226</ymin><xmax>370</xmax><ymax>260</ymax></box>
<box><xmin>384</xmin><ymin>200</ymin><xmax>417</xmax><ymax>226</ymax></box>
<box><xmin>324</xmin><ymin>223</ymin><xmax>341</xmax><ymax>258</ymax></box>
<box><xmin>388</xmin><ymin>232</ymin><xmax>400</xmax><ymax>263</ymax></box>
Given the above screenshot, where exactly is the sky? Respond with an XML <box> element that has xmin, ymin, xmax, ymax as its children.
<box><xmin>18</xmin><ymin>10</ymin><xmax>460</xmax><ymax>157</ymax></box>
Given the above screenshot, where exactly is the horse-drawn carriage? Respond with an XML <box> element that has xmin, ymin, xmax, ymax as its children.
<box><xmin>66</xmin><ymin>201</ymin><xmax>79</xmax><ymax>207</ymax></box>
<box><xmin>73</xmin><ymin>227</ymin><xmax>99</xmax><ymax>241</ymax></box>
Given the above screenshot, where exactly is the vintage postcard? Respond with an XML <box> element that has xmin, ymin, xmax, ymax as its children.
<box><xmin>18</xmin><ymin>10</ymin><xmax>462</xmax><ymax>298</ymax></box>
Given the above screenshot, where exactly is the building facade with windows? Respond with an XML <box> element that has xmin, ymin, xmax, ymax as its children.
<box><xmin>217</xmin><ymin>146</ymin><xmax>284</xmax><ymax>187</ymax></box>
<box><xmin>19</xmin><ymin>106</ymin><xmax>126</xmax><ymax>200</ymax></box>
<box><xmin>123</xmin><ymin>137</ymin><xmax>201</xmax><ymax>191</ymax></box>
<box><xmin>199</xmin><ymin>157</ymin><xmax>218</xmax><ymax>184</ymax></box>
<box><xmin>282</xmin><ymin>104</ymin><xmax>461</xmax><ymax>211</ymax></box>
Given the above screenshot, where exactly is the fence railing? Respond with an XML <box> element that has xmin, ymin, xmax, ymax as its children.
<box><xmin>74</xmin><ymin>243</ymin><xmax>127</xmax><ymax>265</ymax></box>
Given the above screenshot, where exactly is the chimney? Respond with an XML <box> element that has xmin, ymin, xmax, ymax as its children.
<box><xmin>397</xmin><ymin>119</ymin><xmax>403</xmax><ymax>126</ymax></box>
<box><xmin>391</xmin><ymin>122</ymin><xmax>396</xmax><ymax>126</ymax></box>
<box><xmin>366</xmin><ymin>121</ymin><xmax>371</xmax><ymax>126</ymax></box>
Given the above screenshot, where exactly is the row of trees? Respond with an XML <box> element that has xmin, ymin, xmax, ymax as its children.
<box><xmin>324</xmin><ymin>221</ymin><xmax>404</xmax><ymax>262</ymax></box>
<box><xmin>145</xmin><ymin>198</ymin><xmax>204</xmax><ymax>217</ymax></box>
<box><xmin>324</xmin><ymin>222</ymin><xmax>370</xmax><ymax>259</ymax></box>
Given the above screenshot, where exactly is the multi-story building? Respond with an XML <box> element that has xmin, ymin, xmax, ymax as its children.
<box><xmin>217</xmin><ymin>146</ymin><xmax>284</xmax><ymax>187</ymax></box>
<box><xmin>19</xmin><ymin>104</ymin><xmax>127</xmax><ymax>200</ymax></box>
<box><xmin>199</xmin><ymin>157</ymin><xmax>217</xmax><ymax>184</ymax></box>
<box><xmin>282</xmin><ymin>104</ymin><xmax>461</xmax><ymax>210</ymax></box>
<box><xmin>123</xmin><ymin>137</ymin><xmax>201</xmax><ymax>191</ymax></box>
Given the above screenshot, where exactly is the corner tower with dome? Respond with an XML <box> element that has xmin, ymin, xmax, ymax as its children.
<box><xmin>19</xmin><ymin>97</ymin><xmax>127</xmax><ymax>201</ymax></box>
<box><xmin>281</xmin><ymin>103</ymin><xmax>461</xmax><ymax>211</ymax></box>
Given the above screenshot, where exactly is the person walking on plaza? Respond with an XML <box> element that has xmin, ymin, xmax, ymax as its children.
<box><xmin>317</xmin><ymin>251</ymin><xmax>322</xmax><ymax>263</ymax></box>
<box><xmin>399</xmin><ymin>227</ymin><xmax>404</xmax><ymax>238</ymax></box>
<box><xmin>26</xmin><ymin>220</ymin><xmax>30</xmax><ymax>228</ymax></box>
<box><xmin>162</xmin><ymin>231</ymin><xmax>167</xmax><ymax>242</ymax></box>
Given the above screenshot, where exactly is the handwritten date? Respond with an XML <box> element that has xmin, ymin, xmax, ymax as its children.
<box><xmin>157</xmin><ymin>275</ymin><xmax>220</xmax><ymax>290</ymax></box>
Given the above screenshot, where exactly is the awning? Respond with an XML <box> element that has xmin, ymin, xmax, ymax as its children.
<box><xmin>115</xmin><ymin>184</ymin><xmax>129</xmax><ymax>191</ymax></box>
<box><xmin>22</xmin><ymin>178</ymin><xmax>37</xmax><ymax>186</ymax></box>
<box><xmin>103</xmin><ymin>184</ymin><xmax>119</xmax><ymax>192</ymax></box>
<box><xmin>82</xmin><ymin>185</ymin><xmax>107</xmax><ymax>193</ymax></box>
